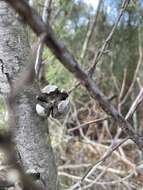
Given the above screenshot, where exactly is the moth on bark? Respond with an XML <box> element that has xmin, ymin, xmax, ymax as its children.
<box><xmin>36</xmin><ymin>85</ymin><xmax>70</xmax><ymax>119</ymax></box>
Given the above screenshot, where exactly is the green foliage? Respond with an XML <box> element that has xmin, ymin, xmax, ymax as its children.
<box><xmin>42</xmin><ymin>0</ymin><xmax>93</xmax><ymax>89</ymax></box>
<box><xmin>43</xmin><ymin>48</ymin><xmax>73</xmax><ymax>89</ymax></box>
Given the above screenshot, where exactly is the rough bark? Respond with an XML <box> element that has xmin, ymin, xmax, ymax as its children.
<box><xmin>0</xmin><ymin>2</ymin><xmax>59</xmax><ymax>190</ymax></box>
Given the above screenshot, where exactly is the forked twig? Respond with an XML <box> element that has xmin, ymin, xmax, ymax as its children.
<box><xmin>80</xmin><ymin>0</ymin><xmax>102</xmax><ymax>63</ymax></box>
<box><xmin>88</xmin><ymin>0</ymin><xmax>130</xmax><ymax>77</ymax></box>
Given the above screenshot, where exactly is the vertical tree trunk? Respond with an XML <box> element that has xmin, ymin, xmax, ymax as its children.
<box><xmin>0</xmin><ymin>2</ymin><xmax>59</xmax><ymax>190</ymax></box>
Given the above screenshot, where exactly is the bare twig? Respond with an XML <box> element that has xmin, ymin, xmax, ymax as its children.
<box><xmin>35</xmin><ymin>32</ymin><xmax>47</xmax><ymax>78</ymax></box>
<box><xmin>83</xmin><ymin>137</ymin><xmax>135</xmax><ymax>168</ymax></box>
<box><xmin>118</xmin><ymin>68</ymin><xmax>127</xmax><ymax>113</ymax></box>
<box><xmin>68</xmin><ymin>82</ymin><xmax>81</xmax><ymax>94</ymax></box>
<box><xmin>58</xmin><ymin>164</ymin><xmax>126</xmax><ymax>175</ymax></box>
<box><xmin>42</xmin><ymin>0</ymin><xmax>52</xmax><ymax>22</ymax></box>
<box><xmin>110</xmin><ymin>57</ymin><xmax>120</xmax><ymax>92</ymax></box>
<box><xmin>68</xmin><ymin>117</ymin><xmax>109</xmax><ymax>133</ymax></box>
<box><xmin>35</xmin><ymin>0</ymin><xmax>52</xmax><ymax>79</ymax></box>
<box><xmin>88</xmin><ymin>0</ymin><xmax>130</xmax><ymax>77</ymax></box>
<box><xmin>125</xmin><ymin>88</ymin><xmax>143</xmax><ymax>120</ymax></box>
<box><xmin>119</xmin><ymin>24</ymin><xmax>143</xmax><ymax>107</ymax></box>
<box><xmin>58</xmin><ymin>172</ymin><xmax>92</xmax><ymax>183</ymax></box>
<box><xmin>80</xmin><ymin>0</ymin><xmax>102</xmax><ymax>63</ymax></box>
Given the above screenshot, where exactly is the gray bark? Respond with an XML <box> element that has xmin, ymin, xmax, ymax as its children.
<box><xmin>0</xmin><ymin>2</ymin><xmax>59</xmax><ymax>190</ymax></box>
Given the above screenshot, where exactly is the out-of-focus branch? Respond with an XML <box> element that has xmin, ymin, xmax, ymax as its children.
<box><xmin>80</xmin><ymin>0</ymin><xmax>102</xmax><ymax>63</ymax></box>
<box><xmin>119</xmin><ymin>24</ymin><xmax>143</xmax><ymax>107</ymax></box>
<box><xmin>35</xmin><ymin>33</ymin><xmax>46</xmax><ymax>79</ymax></box>
<box><xmin>42</xmin><ymin>0</ymin><xmax>52</xmax><ymax>22</ymax></box>
<box><xmin>35</xmin><ymin>0</ymin><xmax>52</xmax><ymax>80</ymax></box>
<box><xmin>118</xmin><ymin>68</ymin><xmax>127</xmax><ymax>113</ymax></box>
<box><xmin>88</xmin><ymin>0</ymin><xmax>130</xmax><ymax>77</ymax></box>
<box><xmin>125</xmin><ymin>88</ymin><xmax>143</xmax><ymax>120</ymax></box>
<box><xmin>68</xmin><ymin>116</ymin><xmax>109</xmax><ymax>133</ymax></box>
<box><xmin>4</xmin><ymin>0</ymin><xmax>143</xmax><ymax>150</ymax></box>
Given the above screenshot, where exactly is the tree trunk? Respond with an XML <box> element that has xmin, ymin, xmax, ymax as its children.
<box><xmin>0</xmin><ymin>2</ymin><xmax>59</xmax><ymax>190</ymax></box>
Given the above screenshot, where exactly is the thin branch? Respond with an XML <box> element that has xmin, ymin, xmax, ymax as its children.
<box><xmin>35</xmin><ymin>32</ymin><xmax>47</xmax><ymax>78</ymax></box>
<box><xmin>68</xmin><ymin>82</ymin><xmax>81</xmax><ymax>94</ymax></box>
<box><xmin>80</xmin><ymin>0</ymin><xmax>102</xmax><ymax>63</ymax></box>
<box><xmin>125</xmin><ymin>88</ymin><xmax>143</xmax><ymax>120</ymax></box>
<box><xmin>118</xmin><ymin>68</ymin><xmax>127</xmax><ymax>113</ymax></box>
<box><xmin>58</xmin><ymin>172</ymin><xmax>93</xmax><ymax>183</ymax></box>
<box><xmin>58</xmin><ymin>164</ymin><xmax>126</xmax><ymax>175</ymax></box>
<box><xmin>35</xmin><ymin>0</ymin><xmax>52</xmax><ymax>79</ymax></box>
<box><xmin>82</xmin><ymin>137</ymin><xmax>135</xmax><ymax>168</ymax></box>
<box><xmin>68</xmin><ymin>116</ymin><xmax>109</xmax><ymax>133</ymax></box>
<box><xmin>137</xmin><ymin>77</ymin><xmax>143</xmax><ymax>89</ymax></box>
<box><xmin>88</xmin><ymin>0</ymin><xmax>130</xmax><ymax>77</ymax></box>
<box><xmin>42</xmin><ymin>0</ymin><xmax>52</xmax><ymax>22</ymax></box>
<box><xmin>119</xmin><ymin>68</ymin><xmax>127</xmax><ymax>102</ymax></box>
<box><xmin>119</xmin><ymin>24</ymin><xmax>143</xmax><ymax>107</ymax></box>
<box><xmin>110</xmin><ymin>57</ymin><xmax>120</xmax><ymax>92</ymax></box>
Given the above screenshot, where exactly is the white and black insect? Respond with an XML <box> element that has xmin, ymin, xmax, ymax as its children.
<box><xmin>36</xmin><ymin>85</ymin><xmax>70</xmax><ymax>119</ymax></box>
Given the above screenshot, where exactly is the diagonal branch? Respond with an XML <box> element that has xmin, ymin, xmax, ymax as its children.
<box><xmin>80</xmin><ymin>0</ymin><xmax>102</xmax><ymax>63</ymax></box>
<box><xmin>119</xmin><ymin>24</ymin><xmax>143</xmax><ymax>107</ymax></box>
<box><xmin>125</xmin><ymin>88</ymin><xmax>143</xmax><ymax>120</ymax></box>
<box><xmin>35</xmin><ymin>0</ymin><xmax>52</xmax><ymax>79</ymax></box>
<box><xmin>88</xmin><ymin>0</ymin><xmax>130</xmax><ymax>77</ymax></box>
<box><xmin>4</xmin><ymin>0</ymin><xmax>143</xmax><ymax>150</ymax></box>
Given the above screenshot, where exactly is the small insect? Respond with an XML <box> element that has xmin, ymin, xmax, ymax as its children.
<box><xmin>36</xmin><ymin>85</ymin><xmax>70</xmax><ymax>119</ymax></box>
